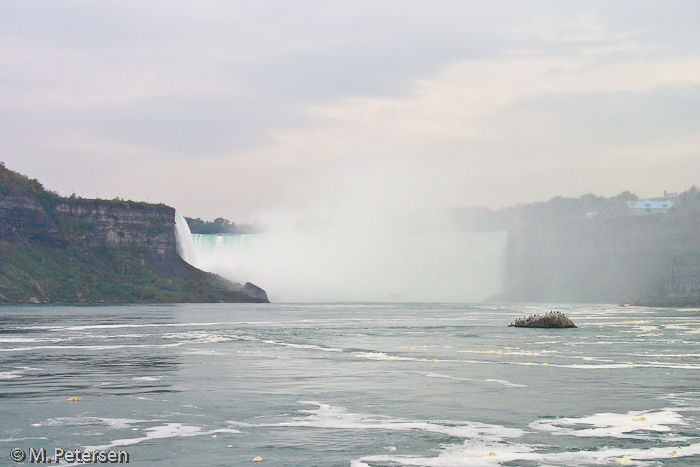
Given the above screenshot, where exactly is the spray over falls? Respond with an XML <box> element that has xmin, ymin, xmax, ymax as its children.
<box><xmin>180</xmin><ymin>230</ymin><xmax>507</xmax><ymax>302</ymax></box>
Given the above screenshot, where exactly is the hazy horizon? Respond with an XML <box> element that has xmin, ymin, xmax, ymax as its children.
<box><xmin>2</xmin><ymin>2</ymin><xmax>699</xmax><ymax>225</ymax></box>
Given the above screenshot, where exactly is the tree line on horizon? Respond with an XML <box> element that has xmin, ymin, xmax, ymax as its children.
<box><xmin>185</xmin><ymin>186</ymin><xmax>700</xmax><ymax>235</ymax></box>
<box><xmin>185</xmin><ymin>217</ymin><xmax>260</xmax><ymax>235</ymax></box>
<box><xmin>450</xmin><ymin>185</ymin><xmax>700</xmax><ymax>231</ymax></box>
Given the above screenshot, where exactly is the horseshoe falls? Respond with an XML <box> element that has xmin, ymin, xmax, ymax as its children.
<box><xmin>186</xmin><ymin>231</ymin><xmax>507</xmax><ymax>302</ymax></box>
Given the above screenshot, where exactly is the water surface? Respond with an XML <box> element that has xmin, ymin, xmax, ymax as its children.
<box><xmin>1</xmin><ymin>303</ymin><xmax>699</xmax><ymax>466</ymax></box>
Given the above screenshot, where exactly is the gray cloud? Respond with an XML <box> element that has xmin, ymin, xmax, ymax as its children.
<box><xmin>2</xmin><ymin>1</ymin><xmax>699</xmax><ymax>220</ymax></box>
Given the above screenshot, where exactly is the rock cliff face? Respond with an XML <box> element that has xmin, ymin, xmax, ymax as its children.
<box><xmin>0</xmin><ymin>195</ymin><xmax>177</xmax><ymax>255</ymax></box>
<box><xmin>500</xmin><ymin>213</ymin><xmax>700</xmax><ymax>304</ymax></box>
<box><xmin>0</xmin><ymin>163</ymin><xmax>268</xmax><ymax>304</ymax></box>
<box><xmin>0</xmin><ymin>195</ymin><xmax>60</xmax><ymax>245</ymax></box>
<box><xmin>54</xmin><ymin>199</ymin><xmax>177</xmax><ymax>256</ymax></box>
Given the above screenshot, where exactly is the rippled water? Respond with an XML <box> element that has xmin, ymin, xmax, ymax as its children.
<box><xmin>1</xmin><ymin>303</ymin><xmax>699</xmax><ymax>466</ymax></box>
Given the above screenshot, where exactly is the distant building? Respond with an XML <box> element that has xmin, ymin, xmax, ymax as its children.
<box><xmin>626</xmin><ymin>199</ymin><xmax>674</xmax><ymax>215</ymax></box>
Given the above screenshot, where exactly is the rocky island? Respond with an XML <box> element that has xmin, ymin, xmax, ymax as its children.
<box><xmin>0</xmin><ymin>163</ymin><xmax>268</xmax><ymax>304</ymax></box>
<box><xmin>510</xmin><ymin>311</ymin><xmax>577</xmax><ymax>328</ymax></box>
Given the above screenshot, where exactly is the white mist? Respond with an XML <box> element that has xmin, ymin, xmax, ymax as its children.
<box><xmin>189</xmin><ymin>230</ymin><xmax>507</xmax><ymax>302</ymax></box>
<box><xmin>177</xmin><ymin>158</ymin><xmax>509</xmax><ymax>302</ymax></box>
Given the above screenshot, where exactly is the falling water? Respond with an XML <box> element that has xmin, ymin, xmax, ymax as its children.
<box><xmin>174</xmin><ymin>211</ymin><xmax>198</xmax><ymax>266</ymax></box>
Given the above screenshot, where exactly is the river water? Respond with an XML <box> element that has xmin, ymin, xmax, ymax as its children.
<box><xmin>1</xmin><ymin>303</ymin><xmax>699</xmax><ymax>466</ymax></box>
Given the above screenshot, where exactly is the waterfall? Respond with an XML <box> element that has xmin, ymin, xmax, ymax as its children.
<box><xmin>174</xmin><ymin>211</ymin><xmax>198</xmax><ymax>266</ymax></box>
<box><xmin>190</xmin><ymin>231</ymin><xmax>508</xmax><ymax>303</ymax></box>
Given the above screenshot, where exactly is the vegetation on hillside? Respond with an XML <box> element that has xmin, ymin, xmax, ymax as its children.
<box><xmin>186</xmin><ymin>216</ymin><xmax>259</xmax><ymax>234</ymax></box>
<box><xmin>451</xmin><ymin>187</ymin><xmax>700</xmax><ymax>231</ymax></box>
<box><xmin>0</xmin><ymin>163</ymin><xmax>268</xmax><ymax>304</ymax></box>
<box><xmin>0</xmin><ymin>161</ymin><xmax>61</xmax><ymax>215</ymax></box>
<box><xmin>0</xmin><ymin>241</ymin><xmax>254</xmax><ymax>303</ymax></box>
<box><xmin>0</xmin><ymin>162</ymin><xmax>167</xmax><ymax>211</ymax></box>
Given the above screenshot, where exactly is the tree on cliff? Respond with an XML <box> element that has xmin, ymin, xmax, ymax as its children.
<box><xmin>0</xmin><ymin>162</ymin><xmax>59</xmax><ymax>202</ymax></box>
<box><xmin>186</xmin><ymin>216</ymin><xmax>259</xmax><ymax>234</ymax></box>
<box><xmin>676</xmin><ymin>186</ymin><xmax>700</xmax><ymax>212</ymax></box>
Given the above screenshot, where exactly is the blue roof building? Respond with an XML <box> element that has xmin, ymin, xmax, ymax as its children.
<box><xmin>627</xmin><ymin>199</ymin><xmax>674</xmax><ymax>215</ymax></box>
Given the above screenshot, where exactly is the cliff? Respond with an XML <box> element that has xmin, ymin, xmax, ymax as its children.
<box><xmin>451</xmin><ymin>189</ymin><xmax>700</xmax><ymax>305</ymax></box>
<box><xmin>0</xmin><ymin>163</ymin><xmax>268</xmax><ymax>304</ymax></box>
<box><xmin>494</xmin><ymin>195</ymin><xmax>700</xmax><ymax>305</ymax></box>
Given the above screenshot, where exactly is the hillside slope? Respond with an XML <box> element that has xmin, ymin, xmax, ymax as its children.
<box><xmin>0</xmin><ymin>163</ymin><xmax>268</xmax><ymax>304</ymax></box>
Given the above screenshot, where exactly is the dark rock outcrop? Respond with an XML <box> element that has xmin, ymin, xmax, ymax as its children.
<box><xmin>243</xmin><ymin>282</ymin><xmax>269</xmax><ymax>302</ymax></box>
<box><xmin>510</xmin><ymin>311</ymin><xmax>577</xmax><ymax>328</ymax></box>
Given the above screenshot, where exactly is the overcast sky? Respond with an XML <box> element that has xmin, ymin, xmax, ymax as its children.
<box><xmin>2</xmin><ymin>1</ymin><xmax>700</xmax><ymax>222</ymax></box>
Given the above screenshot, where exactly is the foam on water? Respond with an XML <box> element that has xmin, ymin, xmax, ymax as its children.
<box><xmin>504</xmin><ymin>361</ymin><xmax>700</xmax><ymax>370</ymax></box>
<box><xmin>459</xmin><ymin>348</ymin><xmax>559</xmax><ymax>356</ymax></box>
<box><xmin>243</xmin><ymin>401</ymin><xmax>525</xmax><ymax>441</ymax></box>
<box><xmin>262</xmin><ymin>339</ymin><xmax>344</xmax><ymax>352</ymax></box>
<box><xmin>32</xmin><ymin>417</ymin><xmax>148</xmax><ymax>430</ymax></box>
<box><xmin>352</xmin><ymin>442</ymin><xmax>700</xmax><ymax>467</ymax></box>
<box><xmin>530</xmin><ymin>409</ymin><xmax>688</xmax><ymax>440</ymax></box>
<box><xmin>0</xmin><ymin>337</ymin><xmax>65</xmax><ymax>343</ymax></box>
<box><xmin>0</xmin><ymin>437</ymin><xmax>48</xmax><ymax>442</ymax></box>
<box><xmin>660</xmin><ymin>392</ymin><xmax>700</xmax><ymax>407</ymax></box>
<box><xmin>0</xmin><ymin>343</ymin><xmax>183</xmax><ymax>352</ymax></box>
<box><xmin>484</xmin><ymin>379</ymin><xmax>527</xmax><ymax>388</ymax></box>
<box><xmin>239</xmin><ymin>402</ymin><xmax>700</xmax><ymax>467</ymax></box>
<box><xmin>356</xmin><ymin>352</ymin><xmax>488</xmax><ymax>365</ymax></box>
<box><xmin>0</xmin><ymin>366</ymin><xmax>43</xmax><ymax>379</ymax></box>
<box><xmin>87</xmin><ymin>424</ymin><xmax>241</xmax><ymax>451</ymax></box>
<box><xmin>42</xmin><ymin>322</ymin><xmax>232</xmax><ymax>331</ymax></box>
<box><xmin>131</xmin><ymin>376</ymin><xmax>162</xmax><ymax>382</ymax></box>
<box><xmin>421</xmin><ymin>372</ymin><xmax>527</xmax><ymax>388</ymax></box>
